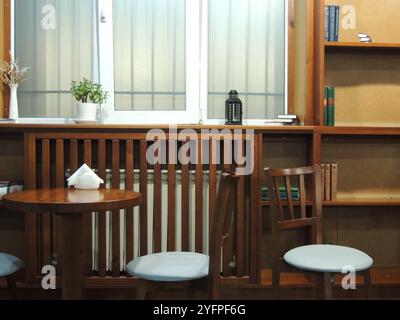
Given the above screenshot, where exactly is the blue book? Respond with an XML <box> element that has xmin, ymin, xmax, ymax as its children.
<box><xmin>324</xmin><ymin>6</ymin><xmax>330</xmax><ymax>41</ymax></box>
<box><xmin>329</xmin><ymin>6</ymin><xmax>336</xmax><ymax>42</ymax></box>
<box><xmin>334</xmin><ymin>6</ymin><xmax>340</xmax><ymax>42</ymax></box>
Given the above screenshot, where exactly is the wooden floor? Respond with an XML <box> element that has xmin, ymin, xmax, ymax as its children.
<box><xmin>1</xmin><ymin>267</ymin><xmax>399</xmax><ymax>300</ymax></box>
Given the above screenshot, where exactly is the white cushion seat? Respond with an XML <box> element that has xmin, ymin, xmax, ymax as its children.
<box><xmin>126</xmin><ymin>252</ymin><xmax>209</xmax><ymax>282</ymax></box>
<box><xmin>0</xmin><ymin>253</ymin><xmax>23</xmax><ymax>278</ymax></box>
<box><xmin>284</xmin><ymin>245</ymin><xmax>373</xmax><ymax>273</ymax></box>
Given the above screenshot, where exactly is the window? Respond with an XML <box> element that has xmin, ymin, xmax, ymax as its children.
<box><xmin>11</xmin><ymin>0</ymin><xmax>288</xmax><ymax>124</ymax></box>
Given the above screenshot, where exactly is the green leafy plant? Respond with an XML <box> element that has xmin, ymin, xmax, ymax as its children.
<box><xmin>71</xmin><ymin>78</ymin><xmax>108</xmax><ymax>104</ymax></box>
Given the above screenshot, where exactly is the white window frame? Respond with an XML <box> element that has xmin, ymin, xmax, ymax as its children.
<box><xmin>10</xmin><ymin>0</ymin><xmax>288</xmax><ymax>125</ymax></box>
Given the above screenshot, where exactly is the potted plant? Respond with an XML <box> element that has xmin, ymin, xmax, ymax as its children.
<box><xmin>0</xmin><ymin>51</ymin><xmax>30</xmax><ymax>120</ymax></box>
<box><xmin>71</xmin><ymin>78</ymin><xmax>108</xmax><ymax>122</ymax></box>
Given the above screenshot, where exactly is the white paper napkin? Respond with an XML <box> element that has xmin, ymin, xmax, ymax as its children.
<box><xmin>67</xmin><ymin>164</ymin><xmax>104</xmax><ymax>190</ymax></box>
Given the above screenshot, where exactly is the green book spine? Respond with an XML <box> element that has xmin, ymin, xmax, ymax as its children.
<box><xmin>324</xmin><ymin>87</ymin><xmax>329</xmax><ymax>126</ymax></box>
<box><xmin>329</xmin><ymin>6</ymin><xmax>336</xmax><ymax>42</ymax></box>
<box><xmin>327</xmin><ymin>87</ymin><xmax>335</xmax><ymax>127</ymax></box>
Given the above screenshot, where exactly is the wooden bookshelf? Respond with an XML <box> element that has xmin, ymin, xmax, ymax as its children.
<box><xmin>314</xmin><ymin>0</ymin><xmax>400</xmax><ymax>127</ymax></box>
<box><xmin>325</xmin><ymin>42</ymin><xmax>400</xmax><ymax>49</ymax></box>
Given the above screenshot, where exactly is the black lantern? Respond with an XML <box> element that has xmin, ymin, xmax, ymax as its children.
<box><xmin>225</xmin><ymin>90</ymin><xmax>243</xmax><ymax>125</ymax></box>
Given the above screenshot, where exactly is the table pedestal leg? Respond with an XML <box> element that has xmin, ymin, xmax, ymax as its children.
<box><xmin>61</xmin><ymin>213</ymin><xmax>83</xmax><ymax>300</ymax></box>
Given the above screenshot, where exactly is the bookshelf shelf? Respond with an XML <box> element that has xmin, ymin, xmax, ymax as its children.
<box><xmin>325</xmin><ymin>42</ymin><xmax>400</xmax><ymax>50</ymax></box>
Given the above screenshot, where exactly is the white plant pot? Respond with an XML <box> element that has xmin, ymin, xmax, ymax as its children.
<box><xmin>77</xmin><ymin>102</ymin><xmax>98</xmax><ymax>121</ymax></box>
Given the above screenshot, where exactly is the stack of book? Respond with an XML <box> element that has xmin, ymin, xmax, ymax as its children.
<box><xmin>358</xmin><ymin>33</ymin><xmax>372</xmax><ymax>43</ymax></box>
<box><xmin>264</xmin><ymin>115</ymin><xmax>299</xmax><ymax>126</ymax></box>
<box><xmin>0</xmin><ymin>181</ymin><xmax>24</xmax><ymax>201</ymax></box>
<box><xmin>321</xmin><ymin>164</ymin><xmax>338</xmax><ymax>201</ymax></box>
<box><xmin>324</xmin><ymin>87</ymin><xmax>335</xmax><ymax>126</ymax></box>
<box><xmin>262</xmin><ymin>186</ymin><xmax>300</xmax><ymax>201</ymax></box>
<box><xmin>325</xmin><ymin>5</ymin><xmax>340</xmax><ymax>42</ymax></box>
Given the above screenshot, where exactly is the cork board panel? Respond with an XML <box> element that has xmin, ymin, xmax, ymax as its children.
<box><xmin>325</xmin><ymin>52</ymin><xmax>400</xmax><ymax>126</ymax></box>
<box><xmin>325</xmin><ymin>0</ymin><xmax>400</xmax><ymax>43</ymax></box>
<box><xmin>337</xmin><ymin>207</ymin><xmax>400</xmax><ymax>266</ymax></box>
<box><xmin>322</xmin><ymin>140</ymin><xmax>400</xmax><ymax>198</ymax></box>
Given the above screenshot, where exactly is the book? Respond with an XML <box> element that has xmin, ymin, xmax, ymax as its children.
<box><xmin>331</xmin><ymin>163</ymin><xmax>338</xmax><ymax>200</ymax></box>
<box><xmin>327</xmin><ymin>87</ymin><xmax>335</xmax><ymax>127</ymax></box>
<box><xmin>324</xmin><ymin>164</ymin><xmax>331</xmax><ymax>201</ymax></box>
<box><xmin>329</xmin><ymin>6</ymin><xmax>336</xmax><ymax>42</ymax></box>
<box><xmin>324</xmin><ymin>87</ymin><xmax>329</xmax><ymax>126</ymax></box>
<box><xmin>334</xmin><ymin>6</ymin><xmax>340</xmax><ymax>42</ymax></box>
<box><xmin>278</xmin><ymin>114</ymin><xmax>298</xmax><ymax>120</ymax></box>
<box><xmin>0</xmin><ymin>181</ymin><xmax>24</xmax><ymax>200</ymax></box>
<box><xmin>325</xmin><ymin>6</ymin><xmax>330</xmax><ymax>41</ymax></box>
<box><xmin>262</xmin><ymin>187</ymin><xmax>299</xmax><ymax>201</ymax></box>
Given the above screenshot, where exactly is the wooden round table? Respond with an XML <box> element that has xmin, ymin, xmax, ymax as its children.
<box><xmin>3</xmin><ymin>188</ymin><xmax>142</xmax><ymax>300</ymax></box>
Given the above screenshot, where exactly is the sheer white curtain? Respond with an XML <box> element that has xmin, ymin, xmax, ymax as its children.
<box><xmin>208</xmin><ymin>0</ymin><xmax>286</xmax><ymax>119</ymax></box>
<box><xmin>15</xmin><ymin>0</ymin><xmax>96</xmax><ymax>118</ymax></box>
<box><xmin>113</xmin><ymin>0</ymin><xmax>186</xmax><ymax>112</ymax></box>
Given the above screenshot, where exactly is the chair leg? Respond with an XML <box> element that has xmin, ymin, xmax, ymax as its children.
<box><xmin>316</xmin><ymin>273</ymin><xmax>332</xmax><ymax>300</ymax></box>
<box><xmin>136</xmin><ymin>279</ymin><xmax>150</xmax><ymax>300</ymax></box>
<box><xmin>6</xmin><ymin>277</ymin><xmax>17</xmax><ymax>300</ymax></box>
<box><xmin>272</xmin><ymin>269</ymin><xmax>280</xmax><ymax>300</ymax></box>
<box><xmin>362</xmin><ymin>269</ymin><xmax>372</xmax><ymax>300</ymax></box>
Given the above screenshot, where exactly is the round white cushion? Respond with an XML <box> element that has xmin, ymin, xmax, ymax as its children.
<box><xmin>284</xmin><ymin>245</ymin><xmax>373</xmax><ymax>273</ymax></box>
<box><xmin>0</xmin><ymin>253</ymin><xmax>23</xmax><ymax>278</ymax></box>
<box><xmin>126</xmin><ymin>252</ymin><xmax>209</xmax><ymax>282</ymax></box>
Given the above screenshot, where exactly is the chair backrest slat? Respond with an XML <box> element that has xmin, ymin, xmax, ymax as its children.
<box><xmin>285</xmin><ymin>176</ymin><xmax>295</xmax><ymax>220</ymax></box>
<box><xmin>299</xmin><ymin>174</ymin><xmax>307</xmax><ymax>219</ymax></box>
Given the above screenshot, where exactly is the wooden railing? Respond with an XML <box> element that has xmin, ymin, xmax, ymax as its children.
<box><xmin>23</xmin><ymin>130</ymin><xmax>262</xmax><ymax>286</ymax></box>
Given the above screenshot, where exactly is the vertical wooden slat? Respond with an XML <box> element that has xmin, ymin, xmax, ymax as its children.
<box><xmin>181</xmin><ymin>141</ymin><xmax>190</xmax><ymax>252</ymax></box>
<box><xmin>83</xmin><ymin>140</ymin><xmax>93</xmax><ymax>276</ymax></box>
<box><xmin>208</xmin><ymin>140</ymin><xmax>217</xmax><ymax>246</ymax></box>
<box><xmin>195</xmin><ymin>140</ymin><xmax>203</xmax><ymax>253</ymax></box>
<box><xmin>112</xmin><ymin>140</ymin><xmax>120</xmax><ymax>276</ymax></box>
<box><xmin>125</xmin><ymin>140</ymin><xmax>134</xmax><ymax>263</ymax></box>
<box><xmin>55</xmin><ymin>140</ymin><xmax>65</xmax><ymax>277</ymax></box>
<box><xmin>300</xmin><ymin>175</ymin><xmax>307</xmax><ymax>219</ymax></box>
<box><xmin>98</xmin><ymin>140</ymin><xmax>107</xmax><ymax>276</ymax></box>
<box><xmin>24</xmin><ymin>133</ymin><xmax>37</xmax><ymax>282</ymax></box>
<box><xmin>223</xmin><ymin>139</ymin><xmax>234</xmax><ymax>277</ymax></box>
<box><xmin>167</xmin><ymin>159</ymin><xmax>176</xmax><ymax>252</ymax></box>
<box><xmin>70</xmin><ymin>140</ymin><xmax>78</xmax><ymax>172</ymax></box>
<box><xmin>285</xmin><ymin>176</ymin><xmax>295</xmax><ymax>220</ymax></box>
<box><xmin>41</xmin><ymin>140</ymin><xmax>51</xmax><ymax>266</ymax></box>
<box><xmin>236</xmin><ymin>141</ymin><xmax>246</xmax><ymax>277</ymax></box>
<box><xmin>153</xmin><ymin>156</ymin><xmax>162</xmax><ymax>253</ymax></box>
<box><xmin>140</xmin><ymin>141</ymin><xmax>148</xmax><ymax>256</ymax></box>
<box><xmin>250</xmin><ymin>133</ymin><xmax>261</xmax><ymax>284</ymax></box>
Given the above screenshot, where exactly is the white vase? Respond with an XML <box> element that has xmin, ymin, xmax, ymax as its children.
<box><xmin>77</xmin><ymin>102</ymin><xmax>98</xmax><ymax>122</ymax></box>
<box><xmin>9</xmin><ymin>84</ymin><xmax>19</xmax><ymax>120</ymax></box>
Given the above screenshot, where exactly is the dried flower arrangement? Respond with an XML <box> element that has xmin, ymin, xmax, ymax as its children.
<box><xmin>0</xmin><ymin>51</ymin><xmax>30</xmax><ymax>85</ymax></box>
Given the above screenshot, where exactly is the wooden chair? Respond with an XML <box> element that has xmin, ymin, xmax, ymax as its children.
<box><xmin>126</xmin><ymin>170</ymin><xmax>239</xmax><ymax>300</ymax></box>
<box><xmin>0</xmin><ymin>253</ymin><xmax>23</xmax><ymax>299</ymax></box>
<box><xmin>265</xmin><ymin>165</ymin><xmax>373</xmax><ymax>300</ymax></box>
